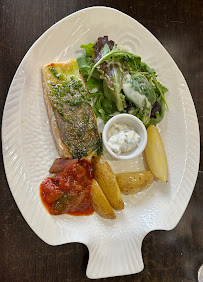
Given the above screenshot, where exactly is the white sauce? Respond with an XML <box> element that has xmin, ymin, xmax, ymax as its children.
<box><xmin>123</xmin><ymin>74</ymin><xmax>151</xmax><ymax>109</ymax></box>
<box><xmin>107</xmin><ymin>123</ymin><xmax>140</xmax><ymax>155</ymax></box>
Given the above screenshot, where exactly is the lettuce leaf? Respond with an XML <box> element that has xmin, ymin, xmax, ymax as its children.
<box><xmin>87</xmin><ymin>48</ymin><xmax>141</xmax><ymax>81</ymax></box>
<box><xmin>90</xmin><ymin>91</ymin><xmax>116</xmax><ymax>123</ymax></box>
<box><xmin>85</xmin><ymin>77</ymin><xmax>102</xmax><ymax>92</ymax></box>
<box><xmin>92</xmin><ymin>36</ymin><xmax>115</xmax><ymax>63</ymax></box>
<box><xmin>130</xmin><ymin>106</ymin><xmax>151</xmax><ymax>125</ymax></box>
<box><xmin>77</xmin><ymin>56</ymin><xmax>93</xmax><ymax>77</ymax></box>
<box><xmin>99</xmin><ymin>62</ymin><xmax>126</xmax><ymax>111</ymax></box>
<box><xmin>147</xmin><ymin>99</ymin><xmax>165</xmax><ymax>126</ymax></box>
<box><xmin>81</xmin><ymin>43</ymin><xmax>95</xmax><ymax>57</ymax></box>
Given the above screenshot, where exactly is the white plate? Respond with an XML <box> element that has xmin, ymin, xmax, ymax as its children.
<box><xmin>2</xmin><ymin>6</ymin><xmax>200</xmax><ymax>279</ymax></box>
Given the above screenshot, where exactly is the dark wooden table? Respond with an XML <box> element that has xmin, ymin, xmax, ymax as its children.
<box><xmin>0</xmin><ymin>1</ymin><xmax>202</xmax><ymax>281</ymax></box>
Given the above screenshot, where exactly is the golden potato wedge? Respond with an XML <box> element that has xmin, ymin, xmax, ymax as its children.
<box><xmin>92</xmin><ymin>154</ymin><xmax>124</xmax><ymax>210</ymax></box>
<box><xmin>116</xmin><ymin>171</ymin><xmax>154</xmax><ymax>194</ymax></box>
<box><xmin>91</xmin><ymin>179</ymin><xmax>116</xmax><ymax>219</ymax></box>
<box><xmin>144</xmin><ymin>125</ymin><xmax>168</xmax><ymax>182</ymax></box>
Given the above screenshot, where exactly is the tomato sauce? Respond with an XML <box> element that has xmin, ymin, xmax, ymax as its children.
<box><xmin>40</xmin><ymin>159</ymin><xmax>94</xmax><ymax>216</ymax></box>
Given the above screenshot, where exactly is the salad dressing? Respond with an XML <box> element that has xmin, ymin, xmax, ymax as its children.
<box><xmin>123</xmin><ymin>74</ymin><xmax>151</xmax><ymax>109</ymax></box>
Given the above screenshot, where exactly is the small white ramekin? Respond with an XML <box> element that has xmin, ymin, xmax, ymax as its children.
<box><xmin>102</xmin><ymin>114</ymin><xmax>147</xmax><ymax>160</ymax></box>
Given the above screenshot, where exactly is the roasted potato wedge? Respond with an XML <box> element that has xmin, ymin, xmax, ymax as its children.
<box><xmin>144</xmin><ymin>125</ymin><xmax>168</xmax><ymax>182</ymax></box>
<box><xmin>92</xmin><ymin>154</ymin><xmax>124</xmax><ymax>210</ymax></box>
<box><xmin>91</xmin><ymin>179</ymin><xmax>116</xmax><ymax>219</ymax></box>
<box><xmin>116</xmin><ymin>171</ymin><xmax>154</xmax><ymax>194</ymax></box>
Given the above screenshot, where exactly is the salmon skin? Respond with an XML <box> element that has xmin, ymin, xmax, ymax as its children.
<box><xmin>42</xmin><ymin>59</ymin><xmax>102</xmax><ymax>159</ymax></box>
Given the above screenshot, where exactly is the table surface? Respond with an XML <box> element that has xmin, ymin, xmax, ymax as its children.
<box><xmin>0</xmin><ymin>1</ymin><xmax>202</xmax><ymax>281</ymax></box>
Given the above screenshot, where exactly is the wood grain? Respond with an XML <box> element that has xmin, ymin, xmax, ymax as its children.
<box><xmin>0</xmin><ymin>0</ymin><xmax>202</xmax><ymax>281</ymax></box>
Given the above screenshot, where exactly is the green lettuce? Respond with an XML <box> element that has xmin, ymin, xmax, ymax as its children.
<box><xmin>99</xmin><ymin>62</ymin><xmax>126</xmax><ymax>111</ymax></box>
<box><xmin>77</xmin><ymin>36</ymin><xmax>168</xmax><ymax>126</ymax></box>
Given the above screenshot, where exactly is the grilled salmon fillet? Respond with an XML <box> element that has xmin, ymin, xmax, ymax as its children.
<box><xmin>42</xmin><ymin>59</ymin><xmax>102</xmax><ymax>159</ymax></box>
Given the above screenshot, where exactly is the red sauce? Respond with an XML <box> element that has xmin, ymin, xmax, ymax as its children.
<box><xmin>40</xmin><ymin>159</ymin><xmax>94</xmax><ymax>216</ymax></box>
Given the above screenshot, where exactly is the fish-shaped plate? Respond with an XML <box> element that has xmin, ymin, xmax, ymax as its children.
<box><xmin>2</xmin><ymin>6</ymin><xmax>200</xmax><ymax>279</ymax></box>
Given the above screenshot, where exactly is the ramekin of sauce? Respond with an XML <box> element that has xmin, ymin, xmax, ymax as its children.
<box><xmin>102</xmin><ymin>114</ymin><xmax>147</xmax><ymax>160</ymax></box>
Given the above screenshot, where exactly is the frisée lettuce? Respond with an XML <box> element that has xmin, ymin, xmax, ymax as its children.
<box><xmin>77</xmin><ymin>36</ymin><xmax>168</xmax><ymax>126</ymax></box>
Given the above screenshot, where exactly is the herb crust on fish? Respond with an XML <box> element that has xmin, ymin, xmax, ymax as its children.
<box><xmin>41</xmin><ymin>59</ymin><xmax>102</xmax><ymax>159</ymax></box>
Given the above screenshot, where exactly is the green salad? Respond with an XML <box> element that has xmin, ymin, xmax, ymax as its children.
<box><xmin>77</xmin><ymin>36</ymin><xmax>168</xmax><ymax>126</ymax></box>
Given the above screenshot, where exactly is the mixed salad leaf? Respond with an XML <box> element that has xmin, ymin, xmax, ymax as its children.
<box><xmin>77</xmin><ymin>36</ymin><xmax>168</xmax><ymax>126</ymax></box>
